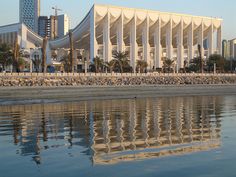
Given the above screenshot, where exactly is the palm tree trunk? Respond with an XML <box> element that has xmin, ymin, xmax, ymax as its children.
<box><xmin>13</xmin><ymin>37</ymin><xmax>19</xmax><ymax>72</ymax></box>
<box><xmin>42</xmin><ymin>37</ymin><xmax>47</xmax><ymax>73</ymax></box>
<box><xmin>198</xmin><ymin>44</ymin><xmax>203</xmax><ymax>73</ymax></box>
<box><xmin>69</xmin><ymin>31</ymin><xmax>74</xmax><ymax>73</ymax></box>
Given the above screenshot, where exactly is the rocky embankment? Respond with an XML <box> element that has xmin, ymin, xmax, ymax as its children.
<box><xmin>1</xmin><ymin>75</ymin><xmax>236</xmax><ymax>87</ymax></box>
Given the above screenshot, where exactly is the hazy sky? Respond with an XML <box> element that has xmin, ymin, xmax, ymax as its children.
<box><xmin>0</xmin><ymin>0</ymin><xmax>235</xmax><ymax>40</ymax></box>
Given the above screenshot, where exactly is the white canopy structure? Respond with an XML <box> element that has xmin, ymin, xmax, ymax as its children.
<box><xmin>0</xmin><ymin>4</ymin><xmax>222</xmax><ymax>70</ymax></box>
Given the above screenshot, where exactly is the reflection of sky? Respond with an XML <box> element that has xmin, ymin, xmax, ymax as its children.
<box><xmin>0</xmin><ymin>96</ymin><xmax>224</xmax><ymax>166</ymax></box>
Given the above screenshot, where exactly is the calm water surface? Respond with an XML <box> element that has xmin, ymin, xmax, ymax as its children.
<box><xmin>0</xmin><ymin>96</ymin><xmax>236</xmax><ymax>177</ymax></box>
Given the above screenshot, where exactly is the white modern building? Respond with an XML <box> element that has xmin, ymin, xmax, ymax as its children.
<box><xmin>19</xmin><ymin>0</ymin><xmax>40</xmax><ymax>32</ymax></box>
<box><xmin>50</xmin><ymin>5</ymin><xmax>222</xmax><ymax>71</ymax></box>
<box><xmin>57</xmin><ymin>14</ymin><xmax>70</xmax><ymax>38</ymax></box>
<box><xmin>1</xmin><ymin>4</ymin><xmax>223</xmax><ymax>71</ymax></box>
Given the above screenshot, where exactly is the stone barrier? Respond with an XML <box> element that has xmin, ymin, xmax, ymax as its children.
<box><xmin>0</xmin><ymin>73</ymin><xmax>236</xmax><ymax>87</ymax></box>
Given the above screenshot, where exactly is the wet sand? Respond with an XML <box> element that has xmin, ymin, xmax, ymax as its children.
<box><xmin>0</xmin><ymin>84</ymin><xmax>236</xmax><ymax>104</ymax></box>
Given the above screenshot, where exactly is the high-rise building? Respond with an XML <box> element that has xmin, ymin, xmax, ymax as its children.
<box><xmin>38</xmin><ymin>16</ymin><xmax>50</xmax><ymax>38</ymax></box>
<box><xmin>49</xmin><ymin>15</ymin><xmax>58</xmax><ymax>39</ymax></box>
<box><xmin>58</xmin><ymin>14</ymin><xmax>70</xmax><ymax>38</ymax></box>
<box><xmin>19</xmin><ymin>0</ymin><xmax>40</xmax><ymax>32</ymax></box>
<box><xmin>222</xmin><ymin>40</ymin><xmax>230</xmax><ymax>59</ymax></box>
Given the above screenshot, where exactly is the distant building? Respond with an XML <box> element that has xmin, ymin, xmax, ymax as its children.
<box><xmin>229</xmin><ymin>38</ymin><xmax>236</xmax><ymax>60</ymax></box>
<box><xmin>57</xmin><ymin>14</ymin><xmax>70</xmax><ymax>38</ymax></box>
<box><xmin>19</xmin><ymin>0</ymin><xmax>40</xmax><ymax>32</ymax></box>
<box><xmin>49</xmin><ymin>16</ymin><xmax>58</xmax><ymax>40</ymax></box>
<box><xmin>38</xmin><ymin>16</ymin><xmax>49</xmax><ymax>38</ymax></box>
<box><xmin>222</xmin><ymin>40</ymin><xmax>230</xmax><ymax>59</ymax></box>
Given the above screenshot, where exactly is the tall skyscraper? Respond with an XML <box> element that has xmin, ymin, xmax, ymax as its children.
<box><xmin>38</xmin><ymin>16</ymin><xmax>50</xmax><ymax>38</ymax></box>
<box><xmin>58</xmin><ymin>14</ymin><xmax>70</xmax><ymax>38</ymax></box>
<box><xmin>19</xmin><ymin>0</ymin><xmax>40</xmax><ymax>32</ymax></box>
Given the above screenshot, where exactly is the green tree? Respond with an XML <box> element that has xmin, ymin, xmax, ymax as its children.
<box><xmin>0</xmin><ymin>43</ymin><xmax>13</xmax><ymax>71</ymax></box>
<box><xmin>162</xmin><ymin>57</ymin><xmax>175</xmax><ymax>73</ymax></box>
<box><xmin>189</xmin><ymin>57</ymin><xmax>201</xmax><ymax>73</ymax></box>
<box><xmin>207</xmin><ymin>54</ymin><xmax>225</xmax><ymax>73</ymax></box>
<box><xmin>111</xmin><ymin>51</ymin><xmax>131</xmax><ymax>73</ymax></box>
<box><xmin>136</xmin><ymin>60</ymin><xmax>148</xmax><ymax>73</ymax></box>
<box><xmin>92</xmin><ymin>56</ymin><xmax>104</xmax><ymax>73</ymax></box>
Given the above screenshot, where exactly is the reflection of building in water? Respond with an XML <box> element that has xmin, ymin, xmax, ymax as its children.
<box><xmin>0</xmin><ymin>97</ymin><xmax>222</xmax><ymax>165</ymax></box>
<box><xmin>90</xmin><ymin>97</ymin><xmax>222</xmax><ymax>164</ymax></box>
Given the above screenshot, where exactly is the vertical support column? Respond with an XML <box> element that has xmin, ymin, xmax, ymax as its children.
<box><xmin>90</xmin><ymin>7</ymin><xmax>98</xmax><ymax>62</ymax></box>
<box><xmin>117</xmin><ymin>11</ymin><xmax>125</xmax><ymax>52</ymax></box>
<box><xmin>143</xmin><ymin>16</ymin><xmax>150</xmax><ymax>69</ymax></box>
<box><xmin>130</xmin><ymin>14</ymin><xmax>138</xmax><ymax>72</ymax></box>
<box><xmin>166</xmin><ymin>18</ymin><xmax>173</xmax><ymax>59</ymax></box>
<box><xmin>198</xmin><ymin>21</ymin><xmax>204</xmax><ymax>60</ymax></box>
<box><xmin>188</xmin><ymin>21</ymin><xmax>194</xmax><ymax>62</ymax></box>
<box><xmin>177</xmin><ymin>18</ymin><xmax>184</xmax><ymax>69</ymax></box>
<box><xmin>103</xmin><ymin>12</ymin><xmax>112</xmax><ymax>62</ymax></box>
<box><xmin>154</xmin><ymin>19</ymin><xmax>162</xmax><ymax>69</ymax></box>
<box><xmin>208</xmin><ymin>23</ymin><xmax>214</xmax><ymax>57</ymax></box>
<box><xmin>217</xmin><ymin>26</ymin><xmax>222</xmax><ymax>55</ymax></box>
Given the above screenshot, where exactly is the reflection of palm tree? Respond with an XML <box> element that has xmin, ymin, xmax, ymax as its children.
<box><xmin>136</xmin><ymin>60</ymin><xmax>148</xmax><ymax>73</ymax></box>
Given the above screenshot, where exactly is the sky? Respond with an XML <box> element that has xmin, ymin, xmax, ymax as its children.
<box><xmin>0</xmin><ymin>0</ymin><xmax>235</xmax><ymax>40</ymax></box>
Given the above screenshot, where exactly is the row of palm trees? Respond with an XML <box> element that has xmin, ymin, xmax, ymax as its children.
<box><xmin>0</xmin><ymin>40</ymin><xmax>28</xmax><ymax>72</ymax></box>
<box><xmin>89</xmin><ymin>51</ymin><xmax>149</xmax><ymax>73</ymax></box>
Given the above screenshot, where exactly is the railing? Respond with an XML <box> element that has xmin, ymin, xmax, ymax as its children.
<box><xmin>0</xmin><ymin>72</ymin><xmax>236</xmax><ymax>77</ymax></box>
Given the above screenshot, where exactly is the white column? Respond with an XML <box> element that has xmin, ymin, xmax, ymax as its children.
<box><xmin>143</xmin><ymin>16</ymin><xmax>150</xmax><ymax>68</ymax></box>
<box><xmin>177</xmin><ymin>19</ymin><xmax>184</xmax><ymax>69</ymax></box>
<box><xmin>130</xmin><ymin>14</ymin><xmax>138</xmax><ymax>72</ymax></box>
<box><xmin>154</xmin><ymin>19</ymin><xmax>162</xmax><ymax>69</ymax></box>
<box><xmin>188</xmin><ymin>21</ymin><xmax>194</xmax><ymax>61</ymax></box>
<box><xmin>166</xmin><ymin>18</ymin><xmax>173</xmax><ymax>59</ymax></box>
<box><xmin>103</xmin><ymin>12</ymin><xmax>112</xmax><ymax>62</ymax></box>
<box><xmin>208</xmin><ymin>23</ymin><xmax>214</xmax><ymax>57</ymax></box>
<box><xmin>217</xmin><ymin>26</ymin><xmax>222</xmax><ymax>55</ymax></box>
<box><xmin>90</xmin><ymin>7</ymin><xmax>98</xmax><ymax>62</ymax></box>
<box><xmin>198</xmin><ymin>22</ymin><xmax>204</xmax><ymax>59</ymax></box>
<box><xmin>117</xmin><ymin>12</ymin><xmax>125</xmax><ymax>52</ymax></box>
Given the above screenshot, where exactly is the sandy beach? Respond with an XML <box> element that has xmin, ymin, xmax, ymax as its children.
<box><xmin>0</xmin><ymin>84</ymin><xmax>236</xmax><ymax>104</ymax></box>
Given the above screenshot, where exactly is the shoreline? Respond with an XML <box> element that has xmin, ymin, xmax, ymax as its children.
<box><xmin>0</xmin><ymin>84</ymin><xmax>236</xmax><ymax>105</ymax></box>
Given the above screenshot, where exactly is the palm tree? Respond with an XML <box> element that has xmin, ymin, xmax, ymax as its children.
<box><xmin>92</xmin><ymin>56</ymin><xmax>104</xmax><ymax>73</ymax></box>
<box><xmin>69</xmin><ymin>31</ymin><xmax>74</xmax><ymax>73</ymax></box>
<box><xmin>207</xmin><ymin>54</ymin><xmax>225</xmax><ymax>73</ymax></box>
<box><xmin>136</xmin><ymin>60</ymin><xmax>148</xmax><ymax>73</ymax></box>
<box><xmin>163</xmin><ymin>57</ymin><xmax>175</xmax><ymax>73</ymax></box>
<box><xmin>41</xmin><ymin>37</ymin><xmax>48</xmax><ymax>73</ymax></box>
<box><xmin>60</xmin><ymin>53</ymin><xmax>71</xmax><ymax>73</ymax></box>
<box><xmin>111</xmin><ymin>51</ymin><xmax>130</xmax><ymax>73</ymax></box>
<box><xmin>13</xmin><ymin>38</ymin><xmax>20</xmax><ymax>72</ymax></box>
<box><xmin>198</xmin><ymin>44</ymin><xmax>204</xmax><ymax>73</ymax></box>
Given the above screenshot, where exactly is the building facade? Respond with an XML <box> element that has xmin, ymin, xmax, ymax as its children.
<box><xmin>1</xmin><ymin>4</ymin><xmax>223</xmax><ymax>71</ymax></box>
<box><xmin>38</xmin><ymin>16</ymin><xmax>50</xmax><ymax>38</ymax></box>
<box><xmin>50</xmin><ymin>5</ymin><xmax>222</xmax><ymax>71</ymax></box>
<box><xmin>19</xmin><ymin>0</ymin><xmax>40</xmax><ymax>32</ymax></box>
<box><xmin>57</xmin><ymin>14</ymin><xmax>70</xmax><ymax>38</ymax></box>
